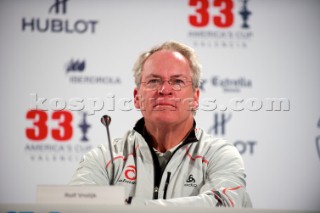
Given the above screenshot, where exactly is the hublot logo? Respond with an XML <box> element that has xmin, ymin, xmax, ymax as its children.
<box><xmin>49</xmin><ymin>0</ymin><xmax>68</xmax><ymax>14</ymax></box>
<box><xmin>208</xmin><ymin>113</ymin><xmax>232</xmax><ymax>136</ymax></box>
<box><xmin>21</xmin><ymin>0</ymin><xmax>99</xmax><ymax>34</ymax></box>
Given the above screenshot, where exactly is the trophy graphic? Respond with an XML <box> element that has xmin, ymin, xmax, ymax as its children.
<box><xmin>239</xmin><ymin>0</ymin><xmax>252</xmax><ymax>29</ymax></box>
<box><xmin>79</xmin><ymin>112</ymin><xmax>91</xmax><ymax>142</ymax></box>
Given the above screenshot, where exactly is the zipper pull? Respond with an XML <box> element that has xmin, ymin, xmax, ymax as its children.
<box><xmin>153</xmin><ymin>186</ymin><xmax>159</xmax><ymax>199</ymax></box>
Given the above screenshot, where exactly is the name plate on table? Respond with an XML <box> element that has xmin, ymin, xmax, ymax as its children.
<box><xmin>37</xmin><ymin>185</ymin><xmax>125</xmax><ymax>205</ymax></box>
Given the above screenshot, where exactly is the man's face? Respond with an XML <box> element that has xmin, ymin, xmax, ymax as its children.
<box><xmin>134</xmin><ymin>50</ymin><xmax>200</xmax><ymax>126</ymax></box>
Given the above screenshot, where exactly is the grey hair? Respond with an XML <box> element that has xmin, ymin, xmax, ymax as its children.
<box><xmin>132</xmin><ymin>41</ymin><xmax>202</xmax><ymax>90</ymax></box>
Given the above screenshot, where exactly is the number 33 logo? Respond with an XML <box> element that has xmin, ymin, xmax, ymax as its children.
<box><xmin>26</xmin><ymin>110</ymin><xmax>73</xmax><ymax>141</ymax></box>
<box><xmin>189</xmin><ymin>0</ymin><xmax>234</xmax><ymax>28</ymax></box>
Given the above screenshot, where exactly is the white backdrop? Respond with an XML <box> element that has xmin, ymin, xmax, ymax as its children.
<box><xmin>0</xmin><ymin>0</ymin><xmax>320</xmax><ymax>211</ymax></box>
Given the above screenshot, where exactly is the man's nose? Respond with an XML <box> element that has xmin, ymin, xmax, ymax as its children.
<box><xmin>158</xmin><ymin>80</ymin><xmax>173</xmax><ymax>95</ymax></box>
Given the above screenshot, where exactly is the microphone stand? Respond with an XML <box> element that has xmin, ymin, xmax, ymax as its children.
<box><xmin>101</xmin><ymin>115</ymin><xmax>115</xmax><ymax>185</ymax></box>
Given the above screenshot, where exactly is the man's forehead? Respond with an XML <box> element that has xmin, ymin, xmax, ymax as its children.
<box><xmin>146</xmin><ymin>49</ymin><xmax>187</xmax><ymax>62</ymax></box>
<box><xmin>142</xmin><ymin>50</ymin><xmax>190</xmax><ymax>73</ymax></box>
<box><xmin>171</xmin><ymin>51</ymin><xmax>186</xmax><ymax>61</ymax></box>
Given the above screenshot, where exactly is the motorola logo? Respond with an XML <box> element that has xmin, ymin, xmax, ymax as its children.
<box><xmin>66</xmin><ymin>59</ymin><xmax>86</xmax><ymax>73</ymax></box>
<box><xmin>64</xmin><ymin>59</ymin><xmax>122</xmax><ymax>85</ymax></box>
<box><xmin>22</xmin><ymin>0</ymin><xmax>99</xmax><ymax>34</ymax></box>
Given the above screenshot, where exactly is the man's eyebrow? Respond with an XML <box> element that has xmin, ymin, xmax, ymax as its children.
<box><xmin>170</xmin><ymin>74</ymin><xmax>185</xmax><ymax>78</ymax></box>
<box><xmin>145</xmin><ymin>74</ymin><xmax>162</xmax><ymax>78</ymax></box>
<box><xmin>144</xmin><ymin>74</ymin><xmax>186</xmax><ymax>78</ymax></box>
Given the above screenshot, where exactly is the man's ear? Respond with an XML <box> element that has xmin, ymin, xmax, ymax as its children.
<box><xmin>192</xmin><ymin>88</ymin><xmax>200</xmax><ymax>110</ymax></box>
<box><xmin>134</xmin><ymin>88</ymin><xmax>141</xmax><ymax>109</ymax></box>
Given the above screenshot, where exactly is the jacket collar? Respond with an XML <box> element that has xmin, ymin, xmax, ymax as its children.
<box><xmin>133</xmin><ymin>117</ymin><xmax>199</xmax><ymax>145</ymax></box>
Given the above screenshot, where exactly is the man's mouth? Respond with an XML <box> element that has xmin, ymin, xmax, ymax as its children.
<box><xmin>153</xmin><ymin>100</ymin><xmax>177</xmax><ymax>109</ymax></box>
<box><xmin>154</xmin><ymin>103</ymin><xmax>176</xmax><ymax>107</ymax></box>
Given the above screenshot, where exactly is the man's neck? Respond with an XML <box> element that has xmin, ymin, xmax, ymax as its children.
<box><xmin>144</xmin><ymin>117</ymin><xmax>194</xmax><ymax>153</ymax></box>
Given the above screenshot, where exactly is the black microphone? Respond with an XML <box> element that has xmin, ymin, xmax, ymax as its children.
<box><xmin>101</xmin><ymin>115</ymin><xmax>111</xmax><ymax>127</ymax></box>
<box><xmin>101</xmin><ymin>115</ymin><xmax>115</xmax><ymax>185</ymax></box>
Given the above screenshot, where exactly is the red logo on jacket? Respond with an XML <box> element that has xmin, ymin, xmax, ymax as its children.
<box><xmin>124</xmin><ymin>165</ymin><xmax>136</xmax><ymax>181</ymax></box>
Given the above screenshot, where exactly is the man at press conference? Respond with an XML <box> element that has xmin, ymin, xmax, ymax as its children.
<box><xmin>70</xmin><ymin>41</ymin><xmax>252</xmax><ymax>207</ymax></box>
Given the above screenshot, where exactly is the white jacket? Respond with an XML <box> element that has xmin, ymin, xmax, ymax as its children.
<box><xmin>70</xmin><ymin>118</ymin><xmax>252</xmax><ymax>207</ymax></box>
